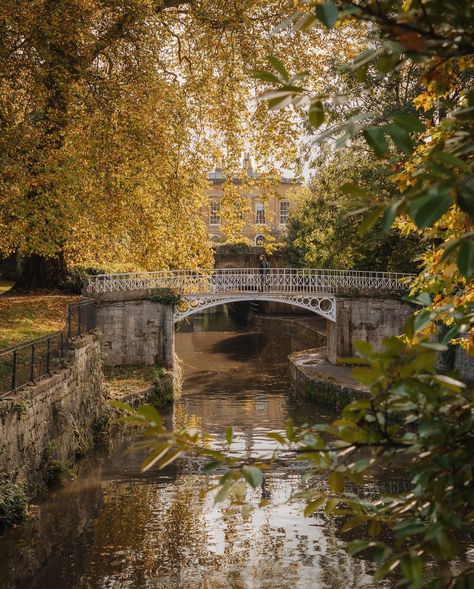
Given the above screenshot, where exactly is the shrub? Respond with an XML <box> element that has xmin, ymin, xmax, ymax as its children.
<box><xmin>0</xmin><ymin>479</ymin><xmax>28</xmax><ymax>529</ymax></box>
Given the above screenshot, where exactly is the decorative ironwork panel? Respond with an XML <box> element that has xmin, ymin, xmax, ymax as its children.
<box><xmin>174</xmin><ymin>294</ymin><xmax>336</xmax><ymax>323</ymax></box>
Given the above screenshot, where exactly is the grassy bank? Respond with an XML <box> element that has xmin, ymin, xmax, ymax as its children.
<box><xmin>0</xmin><ymin>292</ymin><xmax>78</xmax><ymax>350</ymax></box>
<box><xmin>103</xmin><ymin>365</ymin><xmax>164</xmax><ymax>394</ymax></box>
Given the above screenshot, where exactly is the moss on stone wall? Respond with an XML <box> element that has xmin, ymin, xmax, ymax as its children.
<box><xmin>302</xmin><ymin>379</ymin><xmax>363</xmax><ymax>410</ymax></box>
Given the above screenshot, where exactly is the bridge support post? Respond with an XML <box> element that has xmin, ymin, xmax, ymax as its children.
<box><xmin>162</xmin><ymin>305</ymin><xmax>175</xmax><ymax>370</ymax></box>
<box><xmin>326</xmin><ymin>297</ymin><xmax>413</xmax><ymax>364</ymax></box>
<box><xmin>94</xmin><ymin>293</ymin><xmax>175</xmax><ymax>368</ymax></box>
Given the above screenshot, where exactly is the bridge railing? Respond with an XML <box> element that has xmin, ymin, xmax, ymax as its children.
<box><xmin>85</xmin><ymin>268</ymin><xmax>415</xmax><ymax>295</ymax></box>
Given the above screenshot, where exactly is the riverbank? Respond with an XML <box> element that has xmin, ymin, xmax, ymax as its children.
<box><xmin>289</xmin><ymin>347</ymin><xmax>368</xmax><ymax>409</ymax></box>
<box><xmin>103</xmin><ymin>363</ymin><xmax>179</xmax><ymax>407</ymax></box>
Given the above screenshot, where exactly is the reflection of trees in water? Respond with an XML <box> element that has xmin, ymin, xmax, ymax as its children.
<box><xmin>0</xmin><ymin>466</ymin><xmax>103</xmax><ymax>589</ymax></box>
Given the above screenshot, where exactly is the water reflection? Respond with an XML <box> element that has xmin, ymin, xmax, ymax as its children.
<box><xmin>0</xmin><ymin>306</ymin><xmax>388</xmax><ymax>589</ymax></box>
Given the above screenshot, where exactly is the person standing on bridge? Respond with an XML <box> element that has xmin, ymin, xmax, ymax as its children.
<box><xmin>259</xmin><ymin>254</ymin><xmax>269</xmax><ymax>291</ymax></box>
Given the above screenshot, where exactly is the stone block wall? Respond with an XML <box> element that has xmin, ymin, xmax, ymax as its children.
<box><xmin>455</xmin><ymin>345</ymin><xmax>474</xmax><ymax>385</ymax></box>
<box><xmin>327</xmin><ymin>297</ymin><xmax>413</xmax><ymax>364</ymax></box>
<box><xmin>0</xmin><ymin>334</ymin><xmax>104</xmax><ymax>484</ymax></box>
<box><xmin>96</xmin><ymin>298</ymin><xmax>174</xmax><ymax>368</ymax></box>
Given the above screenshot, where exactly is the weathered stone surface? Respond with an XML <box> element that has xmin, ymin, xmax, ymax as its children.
<box><xmin>455</xmin><ymin>345</ymin><xmax>474</xmax><ymax>385</ymax></box>
<box><xmin>289</xmin><ymin>348</ymin><xmax>367</xmax><ymax>409</ymax></box>
<box><xmin>96</xmin><ymin>300</ymin><xmax>175</xmax><ymax>368</ymax></box>
<box><xmin>0</xmin><ymin>334</ymin><xmax>104</xmax><ymax>484</ymax></box>
<box><xmin>326</xmin><ymin>297</ymin><xmax>413</xmax><ymax>364</ymax></box>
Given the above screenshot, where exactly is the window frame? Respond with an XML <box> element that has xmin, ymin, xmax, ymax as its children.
<box><xmin>255</xmin><ymin>202</ymin><xmax>266</xmax><ymax>225</ymax></box>
<box><xmin>209</xmin><ymin>200</ymin><xmax>221</xmax><ymax>226</ymax></box>
<box><xmin>279</xmin><ymin>200</ymin><xmax>290</xmax><ymax>225</ymax></box>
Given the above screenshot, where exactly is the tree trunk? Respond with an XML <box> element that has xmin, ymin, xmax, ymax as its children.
<box><xmin>14</xmin><ymin>253</ymin><xmax>68</xmax><ymax>291</ymax></box>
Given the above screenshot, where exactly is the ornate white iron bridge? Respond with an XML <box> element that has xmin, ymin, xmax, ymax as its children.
<box><xmin>85</xmin><ymin>268</ymin><xmax>414</xmax><ymax>323</ymax></box>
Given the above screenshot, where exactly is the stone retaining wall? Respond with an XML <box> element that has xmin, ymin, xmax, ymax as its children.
<box><xmin>96</xmin><ymin>298</ymin><xmax>175</xmax><ymax>368</ymax></box>
<box><xmin>288</xmin><ymin>348</ymin><xmax>367</xmax><ymax>410</ymax></box>
<box><xmin>327</xmin><ymin>297</ymin><xmax>413</xmax><ymax>363</ymax></box>
<box><xmin>0</xmin><ymin>334</ymin><xmax>104</xmax><ymax>485</ymax></box>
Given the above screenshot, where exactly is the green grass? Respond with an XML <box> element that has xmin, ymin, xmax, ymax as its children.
<box><xmin>103</xmin><ymin>365</ymin><xmax>162</xmax><ymax>394</ymax></box>
<box><xmin>0</xmin><ymin>292</ymin><xmax>78</xmax><ymax>350</ymax></box>
<box><xmin>0</xmin><ymin>281</ymin><xmax>13</xmax><ymax>295</ymax></box>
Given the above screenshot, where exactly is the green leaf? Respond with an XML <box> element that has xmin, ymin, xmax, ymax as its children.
<box><xmin>141</xmin><ymin>443</ymin><xmax>171</xmax><ymax>472</ymax></box>
<box><xmin>340</xmin><ymin>515</ymin><xmax>369</xmax><ymax>532</ymax></box>
<box><xmin>433</xmin><ymin>374</ymin><xmax>466</xmax><ymax>390</ymax></box>
<box><xmin>458</xmin><ymin>239</ymin><xmax>474</xmax><ymax>277</ymax></box>
<box><xmin>348</xmin><ymin>539</ymin><xmax>372</xmax><ymax>556</ymax></box>
<box><xmin>363</xmin><ymin>127</ymin><xmax>389</xmax><ymax>158</ymax></box>
<box><xmin>368</xmin><ymin>519</ymin><xmax>381</xmax><ymax>538</ymax></box>
<box><xmin>242</xmin><ymin>466</ymin><xmax>263</xmax><ymax>488</ymax></box>
<box><xmin>415</xmin><ymin>292</ymin><xmax>432</xmax><ymax>306</ymax></box>
<box><xmin>353</xmin><ymin>48</ymin><xmax>378</xmax><ymax>67</ymax></box>
<box><xmin>376</xmin><ymin>52</ymin><xmax>400</xmax><ymax>73</ymax></box>
<box><xmin>214</xmin><ymin>480</ymin><xmax>233</xmax><ymax>504</ymax></box>
<box><xmin>358</xmin><ymin>206</ymin><xmax>384</xmax><ymax>236</ymax></box>
<box><xmin>341</xmin><ymin>182</ymin><xmax>368</xmax><ymax>198</ymax></box>
<box><xmin>304</xmin><ymin>496</ymin><xmax>325</xmax><ymax>516</ymax></box>
<box><xmin>137</xmin><ymin>404</ymin><xmax>162</xmax><ymax>426</ymax></box>
<box><xmin>420</xmin><ymin>341</ymin><xmax>448</xmax><ymax>352</ymax></box>
<box><xmin>385</xmin><ymin>122</ymin><xmax>413</xmax><ymax>154</ymax></box>
<box><xmin>392</xmin><ymin>113</ymin><xmax>425</xmax><ymax>133</ymax></box>
<box><xmin>382</xmin><ymin>199</ymin><xmax>403</xmax><ymax>230</ymax></box>
<box><xmin>203</xmin><ymin>460</ymin><xmax>221</xmax><ymax>473</ymax></box>
<box><xmin>315</xmin><ymin>1</ymin><xmax>339</xmax><ymax>28</ymax></box>
<box><xmin>285</xmin><ymin>418</ymin><xmax>295</xmax><ymax>441</ymax></box>
<box><xmin>352</xmin><ymin>367</ymin><xmax>378</xmax><ymax>385</ymax></box>
<box><xmin>109</xmin><ymin>400</ymin><xmax>133</xmax><ymax>412</ymax></box>
<box><xmin>431</xmin><ymin>151</ymin><xmax>470</xmax><ymax>172</ymax></box>
<box><xmin>401</xmin><ymin>553</ymin><xmax>423</xmax><ymax>583</ymax></box>
<box><xmin>413</xmin><ymin>309</ymin><xmax>434</xmax><ymax>332</ymax></box>
<box><xmin>267</xmin><ymin>55</ymin><xmax>289</xmax><ymax>81</ymax></box>
<box><xmin>158</xmin><ymin>447</ymin><xmax>182</xmax><ymax>469</ymax></box>
<box><xmin>225</xmin><ymin>426</ymin><xmax>234</xmax><ymax>445</ymax></box>
<box><xmin>309</xmin><ymin>100</ymin><xmax>325</xmax><ymax>129</ymax></box>
<box><xmin>267</xmin><ymin>431</ymin><xmax>286</xmax><ymax>445</ymax></box>
<box><xmin>408</xmin><ymin>186</ymin><xmax>452</xmax><ymax>229</ymax></box>
<box><xmin>325</xmin><ymin>498</ymin><xmax>339</xmax><ymax>514</ymax></box>
<box><xmin>328</xmin><ymin>471</ymin><xmax>344</xmax><ymax>492</ymax></box>
<box><xmin>254</xmin><ymin>70</ymin><xmax>281</xmax><ymax>84</ymax></box>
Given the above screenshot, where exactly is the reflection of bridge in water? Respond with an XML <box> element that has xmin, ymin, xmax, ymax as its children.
<box><xmin>86</xmin><ymin>268</ymin><xmax>414</xmax><ymax>323</ymax></box>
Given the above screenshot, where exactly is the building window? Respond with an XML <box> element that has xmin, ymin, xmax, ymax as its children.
<box><xmin>209</xmin><ymin>201</ymin><xmax>221</xmax><ymax>225</ymax></box>
<box><xmin>255</xmin><ymin>234</ymin><xmax>266</xmax><ymax>245</ymax></box>
<box><xmin>279</xmin><ymin>200</ymin><xmax>290</xmax><ymax>225</ymax></box>
<box><xmin>255</xmin><ymin>202</ymin><xmax>266</xmax><ymax>225</ymax></box>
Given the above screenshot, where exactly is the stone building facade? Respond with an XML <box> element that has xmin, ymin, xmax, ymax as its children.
<box><xmin>205</xmin><ymin>155</ymin><xmax>301</xmax><ymax>244</ymax></box>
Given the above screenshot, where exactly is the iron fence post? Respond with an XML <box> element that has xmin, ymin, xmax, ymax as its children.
<box><xmin>30</xmin><ymin>343</ymin><xmax>35</xmax><ymax>383</ymax></box>
<box><xmin>12</xmin><ymin>349</ymin><xmax>17</xmax><ymax>391</ymax></box>
<box><xmin>46</xmin><ymin>337</ymin><xmax>51</xmax><ymax>375</ymax></box>
<box><xmin>67</xmin><ymin>306</ymin><xmax>72</xmax><ymax>340</ymax></box>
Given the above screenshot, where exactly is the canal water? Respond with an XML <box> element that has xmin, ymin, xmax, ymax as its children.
<box><xmin>0</xmin><ymin>307</ymin><xmax>391</xmax><ymax>589</ymax></box>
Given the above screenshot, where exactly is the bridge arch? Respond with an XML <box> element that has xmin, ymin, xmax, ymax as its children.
<box><xmin>174</xmin><ymin>293</ymin><xmax>336</xmax><ymax>323</ymax></box>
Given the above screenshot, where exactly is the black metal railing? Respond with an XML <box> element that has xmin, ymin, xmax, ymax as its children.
<box><xmin>0</xmin><ymin>299</ymin><xmax>96</xmax><ymax>397</ymax></box>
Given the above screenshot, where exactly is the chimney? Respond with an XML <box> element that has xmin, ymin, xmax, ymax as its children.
<box><xmin>243</xmin><ymin>152</ymin><xmax>252</xmax><ymax>172</ymax></box>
